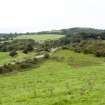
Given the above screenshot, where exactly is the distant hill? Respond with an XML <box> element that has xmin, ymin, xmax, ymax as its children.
<box><xmin>61</xmin><ymin>27</ymin><xmax>105</xmax><ymax>35</ymax></box>
<box><xmin>0</xmin><ymin>27</ymin><xmax>105</xmax><ymax>36</ymax></box>
<box><xmin>37</xmin><ymin>27</ymin><xmax>105</xmax><ymax>35</ymax></box>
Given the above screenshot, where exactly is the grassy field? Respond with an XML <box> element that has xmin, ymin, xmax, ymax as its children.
<box><xmin>15</xmin><ymin>34</ymin><xmax>64</xmax><ymax>42</ymax></box>
<box><xmin>0</xmin><ymin>51</ymin><xmax>37</xmax><ymax>65</ymax></box>
<box><xmin>0</xmin><ymin>50</ymin><xmax>105</xmax><ymax>105</ymax></box>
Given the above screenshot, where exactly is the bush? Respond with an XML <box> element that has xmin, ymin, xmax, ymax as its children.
<box><xmin>9</xmin><ymin>50</ymin><xmax>17</xmax><ymax>57</ymax></box>
<box><xmin>95</xmin><ymin>51</ymin><xmax>102</xmax><ymax>57</ymax></box>
<box><xmin>44</xmin><ymin>53</ymin><xmax>50</xmax><ymax>59</ymax></box>
<box><xmin>0</xmin><ymin>64</ymin><xmax>14</xmax><ymax>74</ymax></box>
<box><xmin>25</xmin><ymin>44</ymin><xmax>34</xmax><ymax>52</ymax></box>
<box><xmin>62</xmin><ymin>46</ymin><xmax>69</xmax><ymax>50</ymax></box>
<box><xmin>33</xmin><ymin>58</ymin><xmax>38</xmax><ymax>64</ymax></box>
<box><xmin>44</xmin><ymin>48</ymin><xmax>50</xmax><ymax>52</ymax></box>
<box><xmin>19</xmin><ymin>62</ymin><xmax>32</xmax><ymax>69</ymax></box>
<box><xmin>74</xmin><ymin>47</ymin><xmax>81</xmax><ymax>53</ymax></box>
<box><xmin>0</xmin><ymin>66</ymin><xmax>5</xmax><ymax>74</ymax></box>
<box><xmin>95</xmin><ymin>50</ymin><xmax>105</xmax><ymax>57</ymax></box>
<box><xmin>23</xmin><ymin>49</ymin><xmax>28</xmax><ymax>54</ymax></box>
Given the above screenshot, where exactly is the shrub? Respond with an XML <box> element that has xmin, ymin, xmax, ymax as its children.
<box><xmin>19</xmin><ymin>62</ymin><xmax>31</xmax><ymax>69</ymax></box>
<box><xmin>33</xmin><ymin>58</ymin><xmax>38</xmax><ymax>64</ymax></box>
<box><xmin>0</xmin><ymin>64</ymin><xmax>13</xmax><ymax>74</ymax></box>
<box><xmin>44</xmin><ymin>53</ymin><xmax>50</xmax><ymax>59</ymax></box>
<box><xmin>44</xmin><ymin>48</ymin><xmax>50</xmax><ymax>52</ymax></box>
<box><xmin>9</xmin><ymin>50</ymin><xmax>17</xmax><ymax>57</ymax></box>
<box><xmin>22</xmin><ymin>49</ymin><xmax>28</xmax><ymax>54</ymax></box>
<box><xmin>74</xmin><ymin>47</ymin><xmax>81</xmax><ymax>53</ymax></box>
<box><xmin>0</xmin><ymin>66</ymin><xmax>4</xmax><ymax>74</ymax></box>
<box><xmin>18</xmin><ymin>59</ymin><xmax>35</xmax><ymax>69</ymax></box>
<box><xmin>95</xmin><ymin>50</ymin><xmax>105</xmax><ymax>57</ymax></box>
<box><xmin>62</xmin><ymin>46</ymin><xmax>69</xmax><ymax>50</ymax></box>
<box><xmin>25</xmin><ymin>44</ymin><xmax>34</xmax><ymax>52</ymax></box>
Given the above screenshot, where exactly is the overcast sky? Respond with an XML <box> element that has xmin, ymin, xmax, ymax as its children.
<box><xmin>0</xmin><ymin>0</ymin><xmax>105</xmax><ymax>33</ymax></box>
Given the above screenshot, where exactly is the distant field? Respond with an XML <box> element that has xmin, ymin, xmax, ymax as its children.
<box><xmin>15</xmin><ymin>34</ymin><xmax>64</xmax><ymax>42</ymax></box>
<box><xmin>0</xmin><ymin>50</ymin><xmax>105</xmax><ymax>105</ymax></box>
<box><xmin>0</xmin><ymin>51</ymin><xmax>36</xmax><ymax>65</ymax></box>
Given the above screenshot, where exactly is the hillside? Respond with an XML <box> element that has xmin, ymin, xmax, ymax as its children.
<box><xmin>38</xmin><ymin>27</ymin><xmax>105</xmax><ymax>35</ymax></box>
<box><xmin>0</xmin><ymin>49</ymin><xmax>105</xmax><ymax>105</ymax></box>
<box><xmin>0</xmin><ymin>30</ymin><xmax>105</xmax><ymax>105</ymax></box>
<box><xmin>61</xmin><ymin>27</ymin><xmax>105</xmax><ymax>35</ymax></box>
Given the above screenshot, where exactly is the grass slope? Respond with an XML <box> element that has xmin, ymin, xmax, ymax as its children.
<box><xmin>0</xmin><ymin>50</ymin><xmax>105</xmax><ymax>105</ymax></box>
<box><xmin>52</xmin><ymin>50</ymin><xmax>104</xmax><ymax>68</ymax></box>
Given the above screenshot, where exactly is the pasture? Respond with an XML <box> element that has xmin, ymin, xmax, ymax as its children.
<box><xmin>15</xmin><ymin>34</ymin><xmax>64</xmax><ymax>42</ymax></box>
<box><xmin>0</xmin><ymin>50</ymin><xmax>105</xmax><ymax>105</ymax></box>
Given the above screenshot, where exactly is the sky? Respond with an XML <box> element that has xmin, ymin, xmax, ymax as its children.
<box><xmin>0</xmin><ymin>0</ymin><xmax>105</xmax><ymax>33</ymax></box>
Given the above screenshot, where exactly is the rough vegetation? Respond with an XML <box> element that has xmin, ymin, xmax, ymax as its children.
<box><xmin>0</xmin><ymin>50</ymin><xmax>105</xmax><ymax>105</ymax></box>
<box><xmin>0</xmin><ymin>28</ymin><xmax>105</xmax><ymax>105</ymax></box>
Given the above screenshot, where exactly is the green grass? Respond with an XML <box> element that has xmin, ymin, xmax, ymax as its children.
<box><xmin>15</xmin><ymin>34</ymin><xmax>64</xmax><ymax>42</ymax></box>
<box><xmin>52</xmin><ymin>49</ymin><xmax>105</xmax><ymax>68</ymax></box>
<box><xmin>0</xmin><ymin>49</ymin><xmax>105</xmax><ymax>105</ymax></box>
<box><xmin>0</xmin><ymin>51</ymin><xmax>37</xmax><ymax>65</ymax></box>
